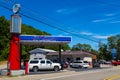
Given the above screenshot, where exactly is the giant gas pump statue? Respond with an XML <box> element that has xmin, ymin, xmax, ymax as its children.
<box><xmin>8</xmin><ymin>4</ymin><xmax>21</xmax><ymax>72</ymax></box>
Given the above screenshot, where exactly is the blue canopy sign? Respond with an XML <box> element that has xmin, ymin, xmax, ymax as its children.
<box><xmin>19</xmin><ymin>35</ymin><xmax>71</xmax><ymax>45</ymax></box>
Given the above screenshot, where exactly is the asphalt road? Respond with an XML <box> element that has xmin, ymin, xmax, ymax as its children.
<box><xmin>1</xmin><ymin>65</ymin><xmax>120</xmax><ymax>80</ymax></box>
<box><xmin>38</xmin><ymin>67</ymin><xmax>120</xmax><ymax>80</ymax></box>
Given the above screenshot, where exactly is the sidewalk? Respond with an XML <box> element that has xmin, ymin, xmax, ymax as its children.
<box><xmin>0</xmin><ymin>64</ymin><xmax>118</xmax><ymax>80</ymax></box>
<box><xmin>1</xmin><ymin>70</ymin><xmax>76</xmax><ymax>80</ymax></box>
<box><xmin>100</xmin><ymin>64</ymin><xmax>112</xmax><ymax>68</ymax></box>
<box><xmin>0</xmin><ymin>65</ymin><xmax>7</xmax><ymax>70</ymax></box>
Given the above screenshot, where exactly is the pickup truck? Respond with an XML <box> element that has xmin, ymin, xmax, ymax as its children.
<box><xmin>29</xmin><ymin>59</ymin><xmax>61</xmax><ymax>72</ymax></box>
<box><xmin>111</xmin><ymin>61</ymin><xmax>120</xmax><ymax>66</ymax></box>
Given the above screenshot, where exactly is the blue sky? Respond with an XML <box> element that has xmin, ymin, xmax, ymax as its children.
<box><xmin>0</xmin><ymin>0</ymin><xmax>120</xmax><ymax>50</ymax></box>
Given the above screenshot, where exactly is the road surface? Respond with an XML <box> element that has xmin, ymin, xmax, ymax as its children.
<box><xmin>1</xmin><ymin>65</ymin><xmax>120</xmax><ymax>80</ymax></box>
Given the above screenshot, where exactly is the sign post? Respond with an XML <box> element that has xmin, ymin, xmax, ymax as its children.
<box><xmin>8</xmin><ymin>4</ymin><xmax>21</xmax><ymax>75</ymax></box>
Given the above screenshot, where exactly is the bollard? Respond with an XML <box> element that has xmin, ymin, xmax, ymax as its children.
<box><xmin>7</xmin><ymin>62</ymin><xmax>11</xmax><ymax>76</ymax></box>
<box><xmin>25</xmin><ymin>60</ymin><xmax>29</xmax><ymax>75</ymax></box>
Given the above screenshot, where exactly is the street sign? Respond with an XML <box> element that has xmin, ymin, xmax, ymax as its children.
<box><xmin>13</xmin><ymin>4</ymin><xmax>20</xmax><ymax>14</ymax></box>
<box><xmin>111</xmin><ymin>48</ymin><xmax>117</xmax><ymax>60</ymax></box>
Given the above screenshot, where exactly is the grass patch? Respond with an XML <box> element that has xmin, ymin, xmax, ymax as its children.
<box><xmin>0</xmin><ymin>61</ymin><xmax>7</xmax><ymax>65</ymax></box>
<box><xmin>8</xmin><ymin>74</ymin><xmax>26</xmax><ymax>78</ymax></box>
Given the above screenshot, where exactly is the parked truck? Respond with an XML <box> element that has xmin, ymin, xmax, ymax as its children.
<box><xmin>29</xmin><ymin>59</ymin><xmax>61</xmax><ymax>72</ymax></box>
<box><xmin>111</xmin><ymin>60</ymin><xmax>120</xmax><ymax>66</ymax></box>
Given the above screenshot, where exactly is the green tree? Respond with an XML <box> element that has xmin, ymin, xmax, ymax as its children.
<box><xmin>107</xmin><ymin>35</ymin><xmax>120</xmax><ymax>60</ymax></box>
<box><xmin>98</xmin><ymin>44</ymin><xmax>111</xmax><ymax>60</ymax></box>
<box><xmin>21</xmin><ymin>24</ymin><xmax>51</xmax><ymax>35</ymax></box>
<box><xmin>71</xmin><ymin>43</ymin><xmax>92</xmax><ymax>52</ymax></box>
<box><xmin>116</xmin><ymin>37</ymin><xmax>120</xmax><ymax>59</ymax></box>
<box><xmin>0</xmin><ymin>16</ymin><xmax>10</xmax><ymax>60</ymax></box>
<box><xmin>62</xmin><ymin>44</ymin><xmax>71</xmax><ymax>51</ymax></box>
<box><xmin>44</xmin><ymin>44</ymin><xmax>70</xmax><ymax>51</ymax></box>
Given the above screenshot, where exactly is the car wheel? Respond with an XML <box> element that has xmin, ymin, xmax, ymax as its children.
<box><xmin>33</xmin><ymin>66</ymin><xmax>39</xmax><ymax>72</ymax></box>
<box><xmin>70</xmin><ymin>65</ymin><xmax>73</xmax><ymax>68</ymax></box>
<box><xmin>54</xmin><ymin>66</ymin><xmax>59</xmax><ymax>71</ymax></box>
<box><xmin>84</xmin><ymin>67</ymin><xmax>87</xmax><ymax>69</ymax></box>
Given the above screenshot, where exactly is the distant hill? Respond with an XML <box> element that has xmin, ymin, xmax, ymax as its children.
<box><xmin>22</xmin><ymin>24</ymin><xmax>51</xmax><ymax>35</ymax></box>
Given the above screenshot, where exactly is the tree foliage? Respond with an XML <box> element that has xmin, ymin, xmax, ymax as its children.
<box><xmin>44</xmin><ymin>44</ymin><xmax>71</xmax><ymax>51</ymax></box>
<box><xmin>98</xmin><ymin>44</ymin><xmax>111</xmax><ymax>60</ymax></box>
<box><xmin>72</xmin><ymin>43</ymin><xmax>98</xmax><ymax>58</ymax></box>
<box><xmin>22</xmin><ymin>24</ymin><xmax>51</xmax><ymax>35</ymax></box>
<box><xmin>0</xmin><ymin>16</ymin><xmax>51</xmax><ymax>61</ymax></box>
<box><xmin>71</xmin><ymin>43</ymin><xmax>92</xmax><ymax>52</ymax></box>
<box><xmin>107</xmin><ymin>35</ymin><xmax>120</xmax><ymax>60</ymax></box>
<box><xmin>98</xmin><ymin>35</ymin><xmax>120</xmax><ymax>60</ymax></box>
<box><xmin>0</xmin><ymin>16</ymin><xmax>10</xmax><ymax>61</ymax></box>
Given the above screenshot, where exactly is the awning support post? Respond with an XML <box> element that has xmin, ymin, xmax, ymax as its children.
<box><xmin>20</xmin><ymin>44</ymin><xmax>22</xmax><ymax>69</ymax></box>
<box><xmin>59</xmin><ymin>45</ymin><xmax>62</xmax><ymax>64</ymax></box>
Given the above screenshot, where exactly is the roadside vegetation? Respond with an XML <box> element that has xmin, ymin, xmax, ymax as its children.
<box><xmin>0</xmin><ymin>60</ymin><xmax>7</xmax><ymax>65</ymax></box>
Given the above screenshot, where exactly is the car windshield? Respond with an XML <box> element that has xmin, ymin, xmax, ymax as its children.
<box><xmin>84</xmin><ymin>61</ymin><xmax>88</xmax><ymax>63</ymax></box>
<box><xmin>34</xmin><ymin>58</ymin><xmax>42</xmax><ymax>60</ymax></box>
<box><xmin>73</xmin><ymin>61</ymin><xmax>82</xmax><ymax>63</ymax></box>
<box><xmin>30</xmin><ymin>60</ymin><xmax>39</xmax><ymax>64</ymax></box>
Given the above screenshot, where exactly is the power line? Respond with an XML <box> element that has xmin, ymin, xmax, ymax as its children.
<box><xmin>20</xmin><ymin>13</ymin><xmax>99</xmax><ymax>43</ymax></box>
<box><xmin>0</xmin><ymin>2</ymin><xmax>12</xmax><ymax>11</ymax></box>
<box><xmin>0</xmin><ymin>2</ymin><xmax>99</xmax><ymax>43</ymax></box>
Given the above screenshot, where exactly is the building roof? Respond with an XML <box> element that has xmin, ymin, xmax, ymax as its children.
<box><xmin>29</xmin><ymin>48</ymin><xmax>56</xmax><ymax>54</ymax></box>
<box><xmin>47</xmin><ymin>51</ymin><xmax>93</xmax><ymax>56</ymax></box>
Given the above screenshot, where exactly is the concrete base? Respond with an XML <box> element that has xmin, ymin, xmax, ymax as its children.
<box><xmin>1</xmin><ymin>69</ymin><xmax>25</xmax><ymax>76</ymax></box>
<box><xmin>11</xmin><ymin>70</ymin><xmax>25</xmax><ymax>76</ymax></box>
<box><xmin>0</xmin><ymin>70</ymin><xmax>8</xmax><ymax>76</ymax></box>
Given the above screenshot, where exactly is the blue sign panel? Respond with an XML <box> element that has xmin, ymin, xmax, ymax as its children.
<box><xmin>111</xmin><ymin>48</ymin><xmax>117</xmax><ymax>60</ymax></box>
<box><xmin>19</xmin><ymin>35</ymin><xmax>71</xmax><ymax>42</ymax></box>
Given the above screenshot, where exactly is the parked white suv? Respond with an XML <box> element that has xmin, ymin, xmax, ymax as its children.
<box><xmin>70</xmin><ymin>60</ymin><xmax>89</xmax><ymax>68</ymax></box>
<box><xmin>29</xmin><ymin>59</ymin><xmax>61</xmax><ymax>72</ymax></box>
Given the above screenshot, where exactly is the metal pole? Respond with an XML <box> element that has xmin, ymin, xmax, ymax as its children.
<box><xmin>20</xmin><ymin>43</ymin><xmax>22</xmax><ymax>69</ymax></box>
<box><xmin>59</xmin><ymin>45</ymin><xmax>61</xmax><ymax>64</ymax></box>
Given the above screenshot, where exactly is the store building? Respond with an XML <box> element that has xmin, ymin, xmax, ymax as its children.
<box><xmin>29</xmin><ymin>48</ymin><xmax>56</xmax><ymax>60</ymax></box>
<box><xmin>46</xmin><ymin>51</ymin><xmax>97</xmax><ymax>63</ymax></box>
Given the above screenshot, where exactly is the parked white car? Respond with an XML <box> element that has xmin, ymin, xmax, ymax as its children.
<box><xmin>70</xmin><ymin>60</ymin><xmax>89</xmax><ymax>68</ymax></box>
<box><xmin>29</xmin><ymin>59</ymin><xmax>61</xmax><ymax>72</ymax></box>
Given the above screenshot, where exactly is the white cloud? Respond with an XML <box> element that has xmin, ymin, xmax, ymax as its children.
<box><xmin>110</xmin><ymin>21</ymin><xmax>120</xmax><ymax>23</ymax></box>
<box><xmin>79</xmin><ymin>31</ymin><xmax>113</xmax><ymax>39</ymax></box>
<box><xmin>92</xmin><ymin>33</ymin><xmax>118</xmax><ymax>39</ymax></box>
<box><xmin>92</xmin><ymin>18</ymin><xmax>113</xmax><ymax>23</ymax></box>
<box><xmin>56</xmin><ymin>9</ymin><xmax>67</xmax><ymax>13</ymax></box>
<box><xmin>80</xmin><ymin>32</ymin><xmax>109</xmax><ymax>39</ymax></box>
<box><xmin>80</xmin><ymin>32</ymin><xmax>93</xmax><ymax>35</ymax></box>
<box><xmin>105</xmin><ymin>13</ymin><xmax>116</xmax><ymax>17</ymax></box>
<box><xmin>93</xmin><ymin>35</ymin><xmax>110</xmax><ymax>39</ymax></box>
<box><xmin>56</xmin><ymin>8</ymin><xmax>78</xmax><ymax>15</ymax></box>
<box><xmin>92</xmin><ymin>19</ymin><xmax>105</xmax><ymax>23</ymax></box>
